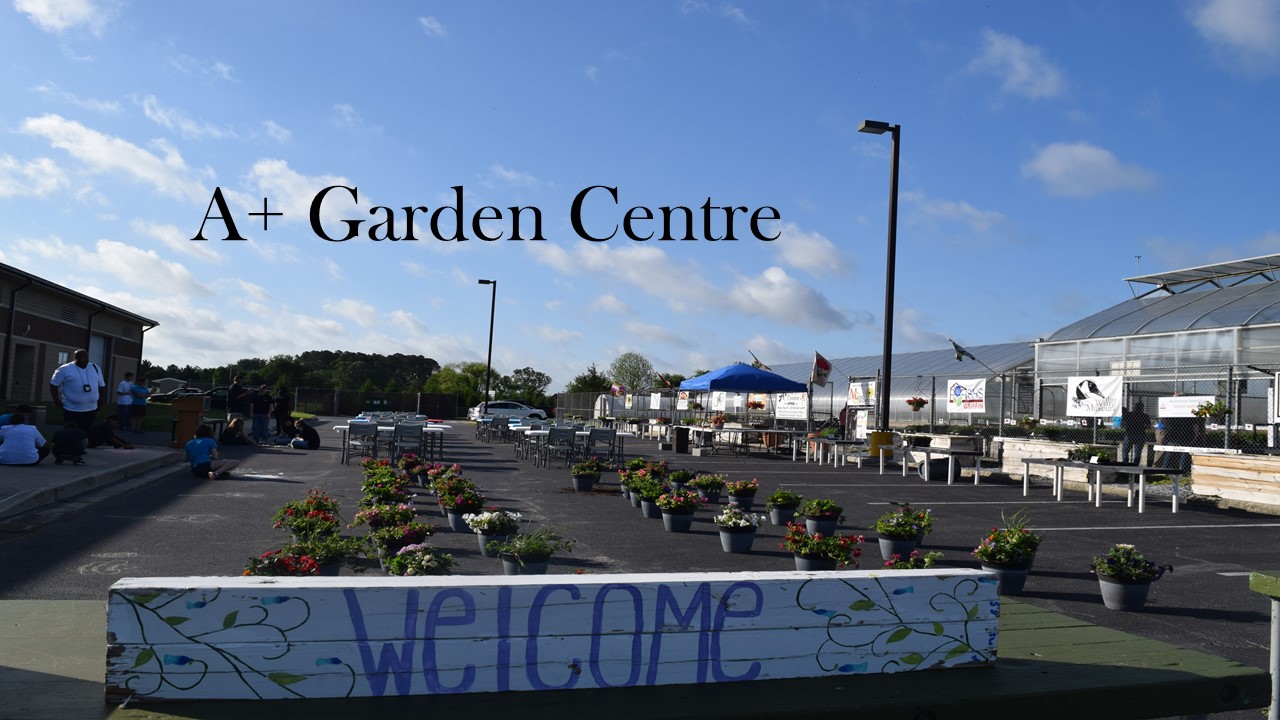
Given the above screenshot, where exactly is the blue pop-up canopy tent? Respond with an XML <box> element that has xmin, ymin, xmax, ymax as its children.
<box><xmin>679</xmin><ymin>363</ymin><xmax>807</xmax><ymax>393</ymax></box>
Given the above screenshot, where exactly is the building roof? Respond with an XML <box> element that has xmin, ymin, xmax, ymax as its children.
<box><xmin>1126</xmin><ymin>253</ymin><xmax>1280</xmax><ymax>290</ymax></box>
<box><xmin>1051</xmin><ymin>264</ymin><xmax>1280</xmax><ymax>342</ymax></box>
<box><xmin>1</xmin><ymin>261</ymin><xmax>159</xmax><ymax>327</ymax></box>
<box><xmin>765</xmin><ymin>342</ymin><xmax>1033</xmax><ymax>387</ymax></box>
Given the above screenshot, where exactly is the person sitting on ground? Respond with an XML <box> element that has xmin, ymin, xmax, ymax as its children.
<box><xmin>290</xmin><ymin>419</ymin><xmax>321</xmax><ymax>450</ymax></box>
<box><xmin>51</xmin><ymin>420</ymin><xmax>88</xmax><ymax>465</ymax></box>
<box><xmin>0</xmin><ymin>412</ymin><xmax>50</xmax><ymax>465</ymax></box>
<box><xmin>219</xmin><ymin>417</ymin><xmax>253</xmax><ymax>446</ymax></box>
<box><xmin>0</xmin><ymin>404</ymin><xmax>35</xmax><ymax>427</ymax></box>
<box><xmin>184</xmin><ymin>424</ymin><xmax>241</xmax><ymax>480</ymax></box>
<box><xmin>88</xmin><ymin>416</ymin><xmax>134</xmax><ymax>449</ymax></box>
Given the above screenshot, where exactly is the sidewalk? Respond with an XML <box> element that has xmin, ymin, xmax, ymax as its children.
<box><xmin>0</xmin><ymin>429</ymin><xmax>182</xmax><ymax>522</ymax></box>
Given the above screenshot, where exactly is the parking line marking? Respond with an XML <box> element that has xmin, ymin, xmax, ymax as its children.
<box><xmin>1218</xmin><ymin>572</ymin><xmax>1254</xmax><ymax>576</ymax></box>
<box><xmin>1029</xmin><ymin>523</ymin><xmax>1280</xmax><ymax>531</ymax></box>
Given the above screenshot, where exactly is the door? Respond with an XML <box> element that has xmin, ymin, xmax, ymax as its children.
<box><xmin>11</xmin><ymin>343</ymin><xmax>35</xmax><ymax>401</ymax></box>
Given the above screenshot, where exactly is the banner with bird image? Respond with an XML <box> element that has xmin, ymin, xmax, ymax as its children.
<box><xmin>1066</xmin><ymin>375</ymin><xmax>1123</xmax><ymax>417</ymax></box>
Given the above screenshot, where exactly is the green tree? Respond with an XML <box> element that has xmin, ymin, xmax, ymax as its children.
<box><xmin>509</xmin><ymin>367</ymin><xmax>552</xmax><ymax>405</ymax></box>
<box><xmin>564</xmin><ymin>363</ymin><xmax>612</xmax><ymax>394</ymax></box>
<box><xmin>609</xmin><ymin>352</ymin><xmax>656</xmax><ymax>392</ymax></box>
<box><xmin>423</xmin><ymin>362</ymin><xmax>490</xmax><ymax>406</ymax></box>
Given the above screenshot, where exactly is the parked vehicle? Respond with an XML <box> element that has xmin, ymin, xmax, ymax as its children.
<box><xmin>468</xmin><ymin>400</ymin><xmax>547</xmax><ymax>421</ymax></box>
<box><xmin>147</xmin><ymin>387</ymin><xmax>205</xmax><ymax>403</ymax></box>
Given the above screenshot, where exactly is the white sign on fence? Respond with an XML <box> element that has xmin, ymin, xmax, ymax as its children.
<box><xmin>848</xmin><ymin>381</ymin><xmax>876</xmax><ymax>407</ymax></box>
<box><xmin>774</xmin><ymin>392</ymin><xmax>809</xmax><ymax>420</ymax></box>
<box><xmin>946</xmin><ymin>378</ymin><xmax>986</xmax><ymax>413</ymax></box>
<box><xmin>1158</xmin><ymin>395</ymin><xmax>1215</xmax><ymax>418</ymax></box>
<box><xmin>1065</xmin><ymin>375</ymin><xmax>1123</xmax><ymax>417</ymax></box>
<box><xmin>106</xmin><ymin>570</ymin><xmax>998</xmax><ymax>702</ymax></box>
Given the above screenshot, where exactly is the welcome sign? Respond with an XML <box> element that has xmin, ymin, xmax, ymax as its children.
<box><xmin>106</xmin><ymin>571</ymin><xmax>997</xmax><ymax>701</ymax></box>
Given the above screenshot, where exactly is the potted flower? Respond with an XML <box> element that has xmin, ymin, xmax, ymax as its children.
<box><xmin>368</xmin><ymin>520</ymin><xmax>436</xmax><ymax>560</ymax></box>
<box><xmin>973</xmin><ymin>510</ymin><xmax>1044</xmax><ymax>595</ymax></box>
<box><xmin>438</xmin><ymin>488</ymin><xmax>486</xmax><ymax>532</ymax></box>
<box><xmin>765</xmin><ymin>488</ymin><xmax>804</xmax><ymax>526</ymax></box>
<box><xmin>571</xmin><ymin>457</ymin><xmax>606</xmax><ymax>491</ymax></box>
<box><xmin>490</xmin><ymin>527</ymin><xmax>576</xmax><ymax>575</ymax></box>
<box><xmin>1091</xmin><ymin>543</ymin><xmax>1173</xmax><ymax>611</ymax></box>
<box><xmin>905</xmin><ymin>397</ymin><xmax>928</xmax><ymax>412</ymax></box>
<box><xmin>882</xmin><ymin>549</ymin><xmax>942</xmax><ymax>570</ymax></box>
<box><xmin>782</xmin><ymin>523</ymin><xmax>863</xmax><ymax>571</ymax></box>
<box><xmin>243</xmin><ymin>548</ymin><xmax>319</xmax><ymax>576</ymax></box>
<box><xmin>655</xmin><ymin>488</ymin><xmax>703</xmax><ymax>532</ymax></box>
<box><xmin>283</xmin><ymin>535</ymin><xmax>364</xmax><ymax>575</ymax></box>
<box><xmin>463</xmin><ymin>509</ymin><xmax>522</xmax><ymax>556</ymax></box>
<box><xmin>713</xmin><ymin>504</ymin><xmax>763</xmax><ymax>553</ymax></box>
<box><xmin>272</xmin><ymin>490</ymin><xmax>343</xmax><ymax>541</ymax></box>
<box><xmin>687</xmin><ymin>400</ymin><xmax>703</xmax><ymax>411</ymax></box>
<box><xmin>383</xmin><ymin>543</ymin><xmax>455</xmax><ymax>576</ymax></box>
<box><xmin>349</xmin><ymin>503</ymin><xmax>416</xmax><ymax>529</ymax></box>
<box><xmin>745</xmin><ymin>400</ymin><xmax>765</xmax><ymax>411</ymax></box>
<box><xmin>1019</xmin><ymin>415</ymin><xmax>1040</xmax><ymax>432</ymax></box>
<box><xmin>798</xmin><ymin>498</ymin><xmax>844</xmax><ymax>536</ymax></box>
<box><xmin>668</xmin><ymin>468</ymin><xmax>695</xmax><ymax>491</ymax></box>
<box><xmin>873</xmin><ymin>503</ymin><xmax>934</xmax><ymax>560</ymax></box>
<box><xmin>1192</xmin><ymin>399</ymin><xmax>1230</xmax><ymax>422</ymax></box>
<box><xmin>630</xmin><ymin>476</ymin><xmax>666</xmax><ymax>518</ymax></box>
<box><xmin>724</xmin><ymin>478</ymin><xmax>760</xmax><ymax>510</ymax></box>
<box><xmin>687</xmin><ymin>473</ymin><xmax>726</xmax><ymax>503</ymax></box>
<box><xmin>708</xmin><ymin>413</ymin><xmax>727</xmax><ymax>429</ymax></box>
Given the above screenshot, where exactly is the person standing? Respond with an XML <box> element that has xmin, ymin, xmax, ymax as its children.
<box><xmin>250</xmin><ymin>384</ymin><xmax>273</xmax><ymax>444</ymax></box>
<box><xmin>273</xmin><ymin>386</ymin><xmax>293</xmax><ymax>436</ymax></box>
<box><xmin>49</xmin><ymin>349</ymin><xmax>106</xmax><ymax>434</ymax></box>
<box><xmin>1120</xmin><ymin>401</ymin><xmax>1151</xmax><ymax>465</ymax></box>
<box><xmin>226</xmin><ymin>376</ymin><xmax>251</xmax><ymax>423</ymax></box>
<box><xmin>130</xmin><ymin>377</ymin><xmax>150</xmax><ymax>433</ymax></box>
<box><xmin>115</xmin><ymin>371</ymin><xmax>134</xmax><ymax>427</ymax></box>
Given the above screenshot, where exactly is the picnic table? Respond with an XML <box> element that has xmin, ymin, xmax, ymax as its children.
<box><xmin>1021</xmin><ymin>457</ymin><xmax>1188</xmax><ymax>513</ymax></box>
<box><xmin>915</xmin><ymin>445</ymin><xmax>985</xmax><ymax>484</ymax></box>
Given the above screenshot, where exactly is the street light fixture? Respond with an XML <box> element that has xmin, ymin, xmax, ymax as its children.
<box><xmin>858</xmin><ymin>119</ymin><xmax>900</xmax><ymax>433</ymax></box>
<box><xmin>478</xmin><ymin>279</ymin><xmax>496</xmax><ymax>414</ymax></box>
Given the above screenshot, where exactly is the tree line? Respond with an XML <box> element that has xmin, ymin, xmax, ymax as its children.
<box><xmin>141</xmin><ymin>350</ymin><xmax>710</xmax><ymax>409</ymax></box>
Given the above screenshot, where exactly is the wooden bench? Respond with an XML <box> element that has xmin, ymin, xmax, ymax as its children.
<box><xmin>106</xmin><ymin>570</ymin><xmax>998</xmax><ymax>702</ymax></box>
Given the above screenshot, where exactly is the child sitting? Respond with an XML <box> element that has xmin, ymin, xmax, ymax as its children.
<box><xmin>52</xmin><ymin>420</ymin><xmax>88</xmax><ymax>465</ymax></box>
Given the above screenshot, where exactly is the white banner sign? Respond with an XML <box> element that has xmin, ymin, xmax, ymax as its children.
<box><xmin>649</xmin><ymin>393</ymin><xmax>662</xmax><ymax>410</ymax></box>
<box><xmin>1065</xmin><ymin>375</ymin><xmax>1123</xmax><ymax>417</ymax></box>
<box><xmin>774</xmin><ymin>392</ymin><xmax>809</xmax><ymax>420</ymax></box>
<box><xmin>947</xmin><ymin>378</ymin><xmax>986</xmax><ymax>413</ymax></box>
<box><xmin>676</xmin><ymin>391</ymin><xmax>690</xmax><ymax>410</ymax></box>
<box><xmin>1158</xmin><ymin>395</ymin><xmax>1215</xmax><ymax>418</ymax></box>
<box><xmin>848</xmin><ymin>381</ymin><xmax>877</xmax><ymax>407</ymax></box>
<box><xmin>711</xmin><ymin>391</ymin><xmax>728</xmax><ymax>412</ymax></box>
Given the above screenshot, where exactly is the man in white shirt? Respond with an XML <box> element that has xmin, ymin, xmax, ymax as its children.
<box><xmin>49</xmin><ymin>349</ymin><xmax>106</xmax><ymax>434</ymax></box>
<box><xmin>116</xmin><ymin>371</ymin><xmax>134</xmax><ymax>427</ymax></box>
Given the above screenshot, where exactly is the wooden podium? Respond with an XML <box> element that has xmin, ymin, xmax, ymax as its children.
<box><xmin>170</xmin><ymin>396</ymin><xmax>204</xmax><ymax>448</ymax></box>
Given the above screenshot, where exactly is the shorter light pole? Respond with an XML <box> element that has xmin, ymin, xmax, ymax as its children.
<box><xmin>478</xmin><ymin>279</ymin><xmax>497</xmax><ymax>412</ymax></box>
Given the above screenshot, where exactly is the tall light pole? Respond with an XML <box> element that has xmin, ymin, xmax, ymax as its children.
<box><xmin>478</xmin><ymin>279</ymin><xmax>496</xmax><ymax>413</ymax></box>
<box><xmin>858</xmin><ymin>119</ymin><xmax>900</xmax><ymax>432</ymax></box>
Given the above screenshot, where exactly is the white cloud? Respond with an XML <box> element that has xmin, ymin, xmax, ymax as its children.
<box><xmin>20</xmin><ymin>114</ymin><xmax>209</xmax><ymax>203</ymax></box>
<box><xmin>528</xmin><ymin>325</ymin><xmax>583</xmax><ymax>344</ymax></box>
<box><xmin>14</xmin><ymin>0</ymin><xmax>107</xmax><ymax>33</ymax></box>
<box><xmin>771</xmin><ymin>221</ymin><xmax>850</xmax><ymax>277</ymax></box>
<box><xmin>230</xmin><ymin>158</ymin><xmax>362</xmax><ymax>231</ymax></box>
<box><xmin>1021</xmin><ymin>142</ymin><xmax>1156</xmax><ymax>197</ymax></box>
<box><xmin>139</xmin><ymin>95</ymin><xmax>237</xmax><ymax>140</ymax></box>
<box><xmin>906</xmin><ymin>193</ymin><xmax>1006</xmax><ymax>233</ymax></box>
<box><xmin>725</xmin><ymin>267</ymin><xmax>850</xmax><ymax>330</ymax></box>
<box><xmin>585</xmin><ymin>65</ymin><xmax>599</xmax><ymax>82</ymax></box>
<box><xmin>745</xmin><ymin>335</ymin><xmax>808</xmax><ymax>366</ymax></box>
<box><xmin>323</xmin><ymin>257</ymin><xmax>343</xmax><ymax>280</ymax></box>
<box><xmin>332</xmin><ymin>104</ymin><xmax>383</xmax><ymax>134</ymax></box>
<box><xmin>323</xmin><ymin>298</ymin><xmax>376</xmax><ymax>327</ymax></box>
<box><xmin>680</xmin><ymin>0</ymin><xmax>752</xmax><ymax>27</ymax></box>
<box><xmin>594</xmin><ymin>294</ymin><xmax>629</xmax><ymax>314</ymax></box>
<box><xmin>1190</xmin><ymin>0</ymin><xmax>1280</xmax><ymax>72</ymax></box>
<box><xmin>31</xmin><ymin>81</ymin><xmax>119</xmax><ymax>113</ymax></box>
<box><xmin>0</xmin><ymin>155</ymin><xmax>67</xmax><ymax>197</ymax></box>
<box><xmin>262</xmin><ymin>120</ymin><xmax>291</xmax><ymax>144</ymax></box>
<box><xmin>418</xmin><ymin>16</ymin><xmax>447</xmax><ymax>37</ymax></box>
<box><xmin>532</xmin><ymin>243</ymin><xmax>705</xmax><ymax>312</ymax></box>
<box><xmin>968</xmin><ymin>28</ymin><xmax>1065</xmax><ymax>99</ymax></box>
<box><xmin>489</xmin><ymin>163</ymin><xmax>540</xmax><ymax>187</ymax></box>
<box><xmin>235</xmin><ymin>279</ymin><xmax>269</xmax><ymax>301</ymax></box>
<box><xmin>167</xmin><ymin>53</ymin><xmax>236</xmax><ymax>82</ymax></box>
<box><xmin>130</xmin><ymin>219</ymin><xmax>222</xmax><ymax>263</ymax></box>
<box><xmin>623</xmin><ymin>321</ymin><xmax>685</xmax><ymax>346</ymax></box>
<box><xmin>402</xmin><ymin>260</ymin><xmax>428</xmax><ymax>277</ymax></box>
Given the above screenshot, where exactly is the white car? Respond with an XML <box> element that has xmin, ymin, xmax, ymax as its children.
<box><xmin>469</xmin><ymin>400</ymin><xmax>547</xmax><ymax>421</ymax></box>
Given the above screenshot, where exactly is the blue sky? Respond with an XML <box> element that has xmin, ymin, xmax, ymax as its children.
<box><xmin>2</xmin><ymin>1</ymin><xmax>1278</xmax><ymax>391</ymax></box>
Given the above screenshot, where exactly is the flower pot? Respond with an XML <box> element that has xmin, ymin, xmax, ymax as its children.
<box><xmin>793</xmin><ymin>554</ymin><xmax>838</xmax><ymax>571</ymax></box>
<box><xmin>806</xmin><ymin>517</ymin><xmax>838</xmax><ymax>537</ymax></box>
<box><xmin>476</xmin><ymin>532</ymin><xmax>510</xmax><ymax>557</ymax></box>
<box><xmin>727</xmin><ymin>494</ymin><xmax>755</xmax><ymax>511</ymax></box>
<box><xmin>768</xmin><ymin>506</ymin><xmax>798</xmax><ymax>526</ymax></box>
<box><xmin>316</xmin><ymin>562</ymin><xmax>341</xmax><ymax>577</ymax></box>
<box><xmin>445</xmin><ymin>509</ymin><xmax>472</xmax><ymax>533</ymax></box>
<box><xmin>668</xmin><ymin>480</ymin><xmax>686</xmax><ymax>492</ymax></box>
<box><xmin>630</xmin><ymin>493</ymin><xmax>642</xmax><ymax>508</ymax></box>
<box><xmin>980</xmin><ymin>561</ymin><xmax>1031</xmax><ymax>595</ymax></box>
<box><xmin>1097</xmin><ymin>574</ymin><xmax>1152</xmax><ymax>611</ymax></box>
<box><xmin>696</xmin><ymin>489</ymin><xmax>721</xmax><ymax>504</ymax></box>
<box><xmin>718</xmin><ymin>527</ymin><xmax>756</xmax><ymax>553</ymax></box>
<box><xmin>878</xmin><ymin>535</ymin><xmax>921</xmax><ymax>561</ymax></box>
<box><xmin>661</xmin><ymin>510</ymin><xmax>695</xmax><ymax>532</ymax></box>
<box><xmin>501</xmin><ymin>555</ymin><xmax>549</xmax><ymax>576</ymax></box>
<box><xmin>620</xmin><ymin>485</ymin><xmax>630</xmax><ymax>499</ymax></box>
<box><xmin>639</xmin><ymin>499</ymin><xmax>662</xmax><ymax>519</ymax></box>
<box><xmin>571</xmin><ymin>474</ymin><xmax>596</xmax><ymax>492</ymax></box>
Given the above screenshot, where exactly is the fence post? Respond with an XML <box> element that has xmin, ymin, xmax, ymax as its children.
<box><xmin>1226</xmin><ymin>367</ymin><xmax>1233</xmax><ymax>451</ymax></box>
<box><xmin>333</xmin><ymin>389</ymin><xmax>340</xmax><ymax>417</ymax></box>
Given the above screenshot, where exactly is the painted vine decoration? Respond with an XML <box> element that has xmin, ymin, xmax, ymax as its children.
<box><xmin>794</xmin><ymin>576</ymin><xmax>994</xmax><ymax>673</ymax></box>
<box><xmin>117</xmin><ymin>589</ymin><xmax>356</xmax><ymax>699</ymax></box>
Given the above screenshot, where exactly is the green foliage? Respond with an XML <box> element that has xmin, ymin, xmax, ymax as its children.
<box><xmin>564</xmin><ymin>363</ymin><xmax>612</xmax><ymax>394</ymax></box>
<box><xmin>609</xmin><ymin>352</ymin><xmax>656</xmax><ymax>392</ymax></box>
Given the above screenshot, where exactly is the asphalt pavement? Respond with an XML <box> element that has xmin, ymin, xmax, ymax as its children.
<box><xmin>1</xmin><ymin>422</ymin><xmax>1278</xmax><ymax>719</ymax></box>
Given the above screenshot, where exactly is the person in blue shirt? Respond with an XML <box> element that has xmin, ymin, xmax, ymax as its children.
<box><xmin>184</xmin><ymin>424</ymin><xmax>242</xmax><ymax>480</ymax></box>
<box><xmin>129</xmin><ymin>377</ymin><xmax>150</xmax><ymax>433</ymax></box>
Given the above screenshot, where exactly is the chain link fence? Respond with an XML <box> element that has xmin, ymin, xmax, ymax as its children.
<box><xmin>292</xmin><ymin>388</ymin><xmax>464</xmax><ymax>419</ymax></box>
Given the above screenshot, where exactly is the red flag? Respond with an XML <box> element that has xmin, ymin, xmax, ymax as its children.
<box><xmin>810</xmin><ymin>351</ymin><xmax>832</xmax><ymax>387</ymax></box>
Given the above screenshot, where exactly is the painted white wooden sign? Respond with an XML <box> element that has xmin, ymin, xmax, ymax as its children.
<box><xmin>106</xmin><ymin>569</ymin><xmax>998</xmax><ymax>702</ymax></box>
